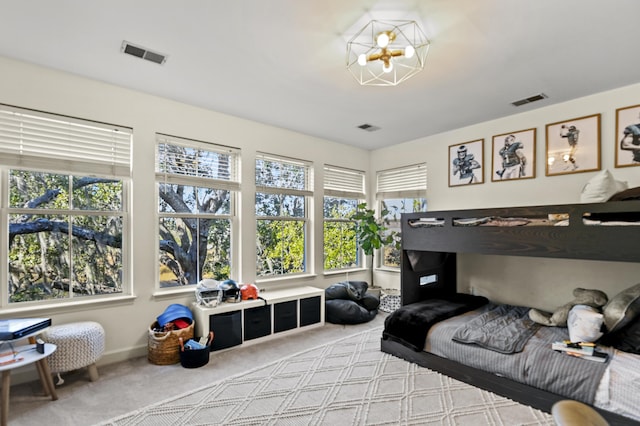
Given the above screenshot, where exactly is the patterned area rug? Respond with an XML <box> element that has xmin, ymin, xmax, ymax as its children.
<box><xmin>99</xmin><ymin>327</ymin><xmax>554</xmax><ymax>426</ymax></box>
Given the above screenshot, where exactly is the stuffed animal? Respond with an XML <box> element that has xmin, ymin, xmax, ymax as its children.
<box><xmin>528</xmin><ymin>287</ymin><xmax>608</xmax><ymax>327</ymax></box>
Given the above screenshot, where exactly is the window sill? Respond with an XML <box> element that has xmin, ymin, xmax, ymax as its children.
<box><xmin>0</xmin><ymin>294</ymin><xmax>137</xmax><ymax>317</ymax></box>
<box><xmin>375</xmin><ymin>267</ymin><xmax>400</xmax><ymax>274</ymax></box>
<box><xmin>255</xmin><ymin>273</ymin><xmax>317</xmax><ymax>288</ymax></box>
<box><xmin>152</xmin><ymin>286</ymin><xmax>197</xmax><ymax>300</ymax></box>
<box><xmin>323</xmin><ymin>267</ymin><xmax>367</xmax><ymax>277</ymax></box>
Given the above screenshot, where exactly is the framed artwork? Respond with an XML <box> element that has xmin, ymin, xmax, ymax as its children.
<box><xmin>615</xmin><ymin>104</ymin><xmax>640</xmax><ymax>168</ymax></box>
<box><xmin>491</xmin><ymin>128</ymin><xmax>536</xmax><ymax>182</ymax></box>
<box><xmin>448</xmin><ymin>139</ymin><xmax>484</xmax><ymax>187</ymax></box>
<box><xmin>545</xmin><ymin>113</ymin><xmax>600</xmax><ymax>176</ymax></box>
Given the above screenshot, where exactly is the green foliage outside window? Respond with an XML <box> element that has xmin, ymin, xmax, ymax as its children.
<box><xmin>381</xmin><ymin>198</ymin><xmax>427</xmax><ymax>267</ymax></box>
<box><xmin>157</xmin><ymin>142</ymin><xmax>234</xmax><ymax>287</ymax></box>
<box><xmin>323</xmin><ymin>197</ymin><xmax>358</xmax><ymax>270</ymax></box>
<box><xmin>255</xmin><ymin>155</ymin><xmax>309</xmax><ymax>277</ymax></box>
<box><xmin>256</xmin><ymin>219</ymin><xmax>305</xmax><ymax>276</ymax></box>
<box><xmin>8</xmin><ymin>170</ymin><xmax>124</xmax><ymax>303</ymax></box>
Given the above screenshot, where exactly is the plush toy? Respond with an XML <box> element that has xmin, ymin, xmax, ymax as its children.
<box><xmin>528</xmin><ymin>287</ymin><xmax>608</xmax><ymax>327</ymax></box>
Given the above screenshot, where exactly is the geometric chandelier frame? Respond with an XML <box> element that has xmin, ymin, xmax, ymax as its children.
<box><xmin>346</xmin><ymin>20</ymin><xmax>430</xmax><ymax>86</ymax></box>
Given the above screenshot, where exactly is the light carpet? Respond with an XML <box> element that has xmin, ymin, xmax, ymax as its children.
<box><xmin>98</xmin><ymin>327</ymin><xmax>555</xmax><ymax>426</ymax></box>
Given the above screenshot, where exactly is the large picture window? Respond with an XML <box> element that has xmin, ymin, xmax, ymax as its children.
<box><xmin>156</xmin><ymin>134</ymin><xmax>239</xmax><ymax>287</ymax></box>
<box><xmin>323</xmin><ymin>165</ymin><xmax>365</xmax><ymax>270</ymax></box>
<box><xmin>255</xmin><ymin>153</ymin><xmax>312</xmax><ymax>277</ymax></box>
<box><xmin>377</xmin><ymin>164</ymin><xmax>427</xmax><ymax>268</ymax></box>
<box><xmin>0</xmin><ymin>104</ymin><xmax>131</xmax><ymax>305</ymax></box>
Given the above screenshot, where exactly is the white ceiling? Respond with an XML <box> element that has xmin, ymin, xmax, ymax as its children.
<box><xmin>1</xmin><ymin>0</ymin><xmax>639</xmax><ymax>150</ymax></box>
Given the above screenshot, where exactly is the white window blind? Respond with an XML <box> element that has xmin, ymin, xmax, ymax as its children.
<box><xmin>376</xmin><ymin>163</ymin><xmax>427</xmax><ymax>199</ymax></box>
<box><xmin>255</xmin><ymin>152</ymin><xmax>313</xmax><ymax>196</ymax></box>
<box><xmin>155</xmin><ymin>133</ymin><xmax>240</xmax><ymax>191</ymax></box>
<box><xmin>323</xmin><ymin>165</ymin><xmax>365</xmax><ymax>198</ymax></box>
<box><xmin>0</xmin><ymin>104</ymin><xmax>132</xmax><ymax>177</ymax></box>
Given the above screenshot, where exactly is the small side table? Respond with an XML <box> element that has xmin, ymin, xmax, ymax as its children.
<box><xmin>0</xmin><ymin>340</ymin><xmax>57</xmax><ymax>426</ymax></box>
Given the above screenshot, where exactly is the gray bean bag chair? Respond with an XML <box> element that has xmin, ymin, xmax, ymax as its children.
<box><xmin>325</xmin><ymin>281</ymin><xmax>380</xmax><ymax>324</ymax></box>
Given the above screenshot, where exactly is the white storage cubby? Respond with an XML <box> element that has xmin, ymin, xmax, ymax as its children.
<box><xmin>192</xmin><ymin>286</ymin><xmax>324</xmax><ymax>351</ymax></box>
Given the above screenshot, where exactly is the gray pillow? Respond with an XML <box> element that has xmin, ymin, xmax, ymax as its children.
<box><xmin>603</xmin><ymin>283</ymin><xmax>640</xmax><ymax>333</ymax></box>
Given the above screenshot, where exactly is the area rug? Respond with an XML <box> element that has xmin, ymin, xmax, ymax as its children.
<box><xmin>98</xmin><ymin>327</ymin><xmax>554</xmax><ymax>426</ymax></box>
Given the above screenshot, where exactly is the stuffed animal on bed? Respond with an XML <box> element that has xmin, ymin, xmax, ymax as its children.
<box><xmin>528</xmin><ymin>287</ymin><xmax>608</xmax><ymax>327</ymax></box>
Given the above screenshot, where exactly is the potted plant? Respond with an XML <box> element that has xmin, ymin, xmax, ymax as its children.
<box><xmin>351</xmin><ymin>202</ymin><xmax>400</xmax><ymax>295</ymax></box>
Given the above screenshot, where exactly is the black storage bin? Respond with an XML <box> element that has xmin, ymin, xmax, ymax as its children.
<box><xmin>300</xmin><ymin>296</ymin><xmax>321</xmax><ymax>326</ymax></box>
<box><xmin>274</xmin><ymin>300</ymin><xmax>297</xmax><ymax>333</ymax></box>
<box><xmin>209</xmin><ymin>310</ymin><xmax>242</xmax><ymax>351</ymax></box>
<box><xmin>244</xmin><ymin>305</ymin><xmax>271</xmax><ymax>341</ymax></box>
<box><xmin>179</xmin><ymin>345</ymin><xmax>210</xmax><ymax>368</ymax></box>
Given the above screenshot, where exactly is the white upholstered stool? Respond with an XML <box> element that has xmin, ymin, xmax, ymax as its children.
<box><xmin>42</xmin><ymin>321</ymin><xmax>105</xmax><ymax>384</ymax></box>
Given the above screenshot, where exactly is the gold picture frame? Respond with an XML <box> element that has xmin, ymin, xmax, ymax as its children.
<box><xmin>448</xmin><ymin>139</ymin><xmax>484</xmax><ymax>187</ymax></box>
<box><xmin>491</xmin><ymin>128</ymin><xmax>536</xmax><ymax>182</ymax></box>
<box><xmin>545</xmin><ymin>114</ymin><xmax>600</xmax><ymax>176</ymax></box>
<box><xmin>615</xmin><ymin>104</ymin><xmax>640</xmax><ymax>168</ymax></box>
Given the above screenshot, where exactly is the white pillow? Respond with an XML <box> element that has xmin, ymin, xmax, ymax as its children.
<box><xmin>580</xmin><ymin>169</ymin><xmax>628</xmax><ymax>203</ymax></box>
<box><xmin>567</xmin><ymin>305</ymin><xmax>604</xmax><ymax>343</ymax></box>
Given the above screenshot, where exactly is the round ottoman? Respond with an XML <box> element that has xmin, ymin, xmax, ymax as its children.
<box><xmin>42</xmin><ymin>321</ymin><xmax>105</xmax><ymax>383</ymax></box>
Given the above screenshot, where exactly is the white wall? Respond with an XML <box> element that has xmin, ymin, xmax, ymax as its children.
<box><xmin>3</xmin><ymin>53</ymin><xmax>640</xmax><ymax>370</ymax></box>
<box><xmin>371</xmin><ymin>82</ymin><xmax>640</xmax><ymax>311</ymax></box>
<box><xmin>0</xmin><ymin>56</ymin><xmax>371</xmax><ymax>368</ymax></box>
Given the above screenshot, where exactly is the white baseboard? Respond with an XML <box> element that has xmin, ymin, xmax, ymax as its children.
<box><xmin>9</xmin><ymin>344</ymin><xmax>148</xmax><ymax>386</ymax></box>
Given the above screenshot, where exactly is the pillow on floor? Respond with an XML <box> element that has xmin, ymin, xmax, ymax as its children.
<box><xmin>325</xmin><ymin>299</ymin><xmax>377</xmax><ymax>324</ymax></box>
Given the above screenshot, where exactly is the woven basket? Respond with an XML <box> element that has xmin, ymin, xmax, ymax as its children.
<box><xmin>148</xmin><ymin>321</ymin><xmax>194</xmax><ymax>365</ymax></box>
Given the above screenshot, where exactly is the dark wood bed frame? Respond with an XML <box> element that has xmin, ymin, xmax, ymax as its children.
<box><xmin>380</xmin><ymin>200</ymin><xmax>640</xmax><ymax>426</ymax></box>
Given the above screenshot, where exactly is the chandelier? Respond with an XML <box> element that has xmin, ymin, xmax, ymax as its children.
<box><xmin>346</xmin><ymin>20</ymin><xmax>430</xmax><ymax>86</ymax></box>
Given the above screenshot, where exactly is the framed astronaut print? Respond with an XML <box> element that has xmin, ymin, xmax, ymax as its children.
<box><xmin>491</xmin><ymin>128</ymin><xmax>536</xmax><ymax>182</ymax></box>
<box><xmin>545</xmin><ymin>113</ymin><xmax>600</xmax><ymax>176</ymax></box>
<box><xmin>448</xmin><ymin>139</ymin><xmax>484</xmax><ymax>187</ymax></box>
<box><xmin>615</xmin><ymin>104</ymin><xmax>640</xmax><ymax>168</ymax></box>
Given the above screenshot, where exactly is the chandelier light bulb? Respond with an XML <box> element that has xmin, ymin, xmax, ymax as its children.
<box><xmin>404</xmin><ymin>45</ymin><xmax>415</xmax><ymax>58</ymax></box>
<box><xmin>376</xmin><ymin>33</ymin><xmax>390</xmax><ymax>48</ymax></box>
<box><xmin>346</xmin><ymin>20</ymin><xmax>430</xmax><ymax>86</ymax></box>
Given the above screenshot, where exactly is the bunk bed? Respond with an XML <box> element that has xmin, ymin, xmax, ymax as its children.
<box><xmin>381</xmin><ymin>200</ymin><xmax>640</xmax><ymax>425</ymax></box>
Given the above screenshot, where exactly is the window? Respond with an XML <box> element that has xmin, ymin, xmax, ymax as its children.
<box><xmin>255</xmin><ymin>153</ymin><xmax>312</xmax><ymax>277</ymax></box>
<box><xmin>377</xmin><ymin>163</ymin><xmax>427</xmax><ymax>268</ymax></box>
<box><xmin>156</xmin><ymin>134</ymin><xmax>239</xmax><ymax>287</ymax></box>
<box><xmin>323</xmin><ymin>165</ymin><xmax>365</xmax><ymax>270</ymax></box>
<box><xmin>0</xmin><ymin>104</ymin><xmax>131</xmax><ymax>305</ymax></box>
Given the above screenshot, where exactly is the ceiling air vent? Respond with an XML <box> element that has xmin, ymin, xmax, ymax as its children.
<box><xmin>511</xmin><ymin>93</ymin><xmax>547</xmax><ymax>107</ymax></box>
<box><xmin>121</xmin><ymin>41</ymin><xmax>167</xmax><ymax>65</ymax></box>
<box><xmin>357</xmin><ymin>123</ymin><xmax>380</xmax><ymax>132</ymax></box>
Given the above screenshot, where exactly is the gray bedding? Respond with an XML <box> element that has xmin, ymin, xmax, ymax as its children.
<box><xmin>427</xmin><ymin>303</ymin><xmax>612</xmax><ymax>404</ymax></box>
<box><xmin>451</xmin><ymin>304</ymin><xmax>540</xmax><ymax>353</ymax></box>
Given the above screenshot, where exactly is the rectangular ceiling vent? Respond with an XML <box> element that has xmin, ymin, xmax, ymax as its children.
<box><xmin>511</xmin><ymin>93</ymin><xmax>547</xmax><ymax>107</ymax></box>
<box><xmin>357</xmin><ymin>123</ymin><xmax>381</xmax><ymax>132</ymax></box>
<box><xmin>121</xmin><ymin>41</ymin><xmax>167</xmax><ymax>65</ymax></box>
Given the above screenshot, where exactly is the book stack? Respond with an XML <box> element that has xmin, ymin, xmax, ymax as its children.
<box><xmin>552</xmin><ymin>341</ymin><xmax>609</xmax><ymax>363</ymax></box>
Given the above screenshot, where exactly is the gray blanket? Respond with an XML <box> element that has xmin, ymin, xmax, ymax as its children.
<box><xmin>451</xmin><ymin>304</ymin><xmax>540</xmax><ymax>353</ymax></box>
<box><xmin>428</xmin><ymin>304</ymin><xmax>611</xmax><ymax>404</ymax></box>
